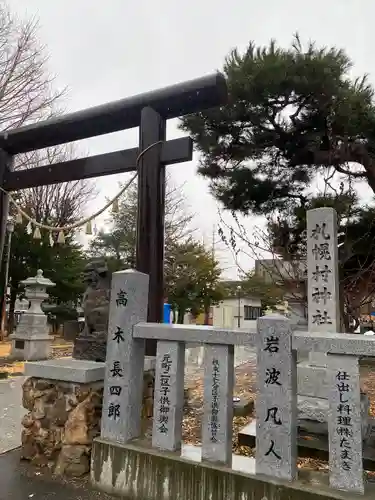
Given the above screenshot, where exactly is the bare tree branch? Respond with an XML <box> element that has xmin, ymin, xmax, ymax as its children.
<box><xmin>0</xmin><ymin>5</ymin><xmax>96</xmax><ymax>234</ymax></box>
<box><xmin>13</xmin><ymin>144</ymin><xmax>95</xmax><ymax>230</ymax></box>
<box><xmin>0</xmin><ymin>5</ymin><xmax>65</xmax><ymax>131</ymax></box>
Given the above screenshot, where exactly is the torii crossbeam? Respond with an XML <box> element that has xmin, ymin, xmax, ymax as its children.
<box><xmin>0</xmin><ymin>73</ymin><xmax>228</xmax><ymax>355</ymax></box>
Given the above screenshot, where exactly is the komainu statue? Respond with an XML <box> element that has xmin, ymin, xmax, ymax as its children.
<box><xmin>72</xmin><ymin>259</ymin><xmax>111</xmax><ymax>362</ymax></box>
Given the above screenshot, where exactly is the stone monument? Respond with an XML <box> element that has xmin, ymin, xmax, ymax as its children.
<box><xmin>9</xmin><ymin>269</ymin><xmax>55</xmax><ymax>361</ymax></box>
<box><xmin>256</xmin><ymin>314</ymin><xmax>297</xmax><ymax>481</ymax></box>
<box><xmin>21</xmin><ymin>265</ymin><xmax>156</xmax><ymax>475</ymax></box>
<box><xmin>297</xmin><ymin>207</ymin><xmax>370</xmax><ymax>437</ymax></box>
<box><xmin>73</xmin><ymin>259</ymin><xmax>111</xmax><ymax>362</ymax></box>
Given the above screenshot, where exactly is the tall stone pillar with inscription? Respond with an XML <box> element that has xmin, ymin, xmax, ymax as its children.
<box><xmin>297</xmin><ymin>207</ymin><xmax>370</xmax><ymax>437</ymax></box>
<box><xmin>327</xmin><ymin>355</ymin><xmax>365</xmax><ymax>494</ymax></box>
<box><xmin>101</xmin><ymin>269</ymin><xmax>149</xmax><ymax>443</ymax></box>
<box><xmin>255</xmin><ymin>314</ymin><xmax>297</xmax><ymax>481</ymax></box>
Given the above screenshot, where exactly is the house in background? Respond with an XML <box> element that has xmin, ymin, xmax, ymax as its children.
<box><xmin>254</xmin><ymin>258</ymin><xmax>308</xmax><ymax>327</ymax></box>
<box><xmin>211</xmin><ymin>280</ymin><xmax>262</xmax><ymax>330</ymax></box>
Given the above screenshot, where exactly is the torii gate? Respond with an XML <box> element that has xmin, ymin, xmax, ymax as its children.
<box><xmin>0</xmin><ymin>73</ymin><xmax>227</xmax><ymax>354</ymax></box>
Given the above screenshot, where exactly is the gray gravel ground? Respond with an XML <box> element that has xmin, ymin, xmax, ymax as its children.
<box><xmin>0</xmin><ymin>376</ymin><xmax>26</xmax><ymax>454</ymax></box>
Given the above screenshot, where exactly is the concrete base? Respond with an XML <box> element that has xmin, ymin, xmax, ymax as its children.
<box><xmin>25</xmin><ymin>358</ymin><xmax>105</xmax><ymax>383</ymax></box>
<box><xmin>9</xmin><ymin>333</ymin><xmax>50</xmax><ymax>361</ymax></box>
<box><xmin>24</xmin><ymin>357</ymin><xmax>156</xmax><ymax>384</ymax></box>
<box><xmin>91</xmin><ymin>438</ymin><xmax>375</xmax><ymax>499</ymax></box>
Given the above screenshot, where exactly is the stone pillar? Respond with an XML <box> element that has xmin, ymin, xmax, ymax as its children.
<box><xmin>297</xmin><ymin>208</ymin><xmax>370</xmax><ymax>437</ymax></box>
<box><xmin>327</xmin><ymin>355</ymin><xmax>364</xmax><ymax>494</ymax></box>
<box><xmin>152</xmin><ymin>340</ymin><xmax>185</xmax><ymax>452</ymax></box>
<box><xmin>202</xmin><ymin>344</ymin><xmax>234</xmax><ymax>466</ymax></box>
<box><xmin>255</xmin><ymin>314</ymin><xmax>297</xmax><ymax>481</ymax></box>
<box><xmin>101</xmin><ymin>269</ymin><xmax>149</xmax><ymax>444</ymax></box>
<box><xmin>307</xmin><ymin>207</ymin><xmax>340</xmax><ymax>366</ymax></box>
<box><xmin>10</xmin><ymin>269</ymin><xmax>55</xmax><ymax>361</ymax></box>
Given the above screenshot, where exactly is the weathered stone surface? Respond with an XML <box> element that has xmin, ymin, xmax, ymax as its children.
<box><xmin>21</xmin><ymin>370</ymin><xmax>155</xmax><ymax>476</ymax></box>
<box><xmin>73</xmin><ymin>259</ymin><xmax>111</xmax><ymax>362</ymax></box>
<box><xmin>306</xmin><ymin>208</ymin><xmax>340</xmax><ymax>334</ymax></box>
<box><xmin>21</xmin><ymin>429</ymin><xmax>38</xmax><ymax>459</ymax></box>
<box><xmin>233</xmin><ymin>397</ymin><xmax>254</xmax><ymax>417</ymax></box>
<box><xmin>64</xmin><ymin>392</ymin><xmax>101</xmax><ymax>445</ymax></box>
<box><xmin>21</xmin><ymin>376</ymin><xmax>103</xmax><ymax>474</ymax></box>
<box><xmin>305</xmin><ymin>208</ymin><xmax>339</xmax><ymax>373</ymax></box>
<box><xmin>298</xmin><ymin>393</ymin><xmax>370</xmax><ymax>438</ymax></box>
<box><xmin>297</xmin><ymin>206</ymin><xmax>371</xmax><ymax>443</ymax></box>
<box><xmin>202</xmin><ymin>344</ymin><xmax>234</xmax><ymax>465</ymax></box>
<box><xmin>34</xmin><ymin>379</ymin><xmax>55</xmax><ymax>391</ymax></box>
<box><xmin>255</xmin><ymin>314</ymin><xmax>297</xmax><ymax>481</ymax></box>
<box><xmin>49</xmin><ymin>396</ymin><xmax>69</xmax><ymax>426</ymax></box>
<box><xmin>21</xmin><ymin>413</ymin><xmax>34</xmax><ymax>428</ymax></box>
<box><xmin>152</xmin><ymin>340</ymin><xmax>185</xmax><ymax>452</ymax></box>
<box><xmin>25</xmin><ymin>358</ymin><xmax>105</xmax><ymax>383</ymax></box>
<box><xmin>327</xmin><ymin>355</ymin><xmax>364</xmax><ymax>494</ymax></box>
<box><xmin>55</xmin><ymin>445</ymin><xmax>90</xmax><ymax>476</ymax></box>
<box><xmin>101</xmin><ymin>269</ymin><xmax>149</xmax><ymax>444</ymax></box>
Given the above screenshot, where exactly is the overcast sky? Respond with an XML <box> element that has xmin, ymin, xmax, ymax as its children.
<box><xmin>8</xmin><ymin>0</ymin><xmax>375</xmax><ymax>278</ymax></box>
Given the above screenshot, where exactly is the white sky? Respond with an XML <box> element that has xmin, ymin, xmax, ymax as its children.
<box><xmin>8</xmin><ymin>0</ymin><xmax>375</xmax><ymax>278</ymax></box>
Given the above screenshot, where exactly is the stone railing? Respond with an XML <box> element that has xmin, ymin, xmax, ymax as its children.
<box><xmin>99</xmin><ymin>270</ymin><xmax>375</xmax><ymax>497</ymax></box>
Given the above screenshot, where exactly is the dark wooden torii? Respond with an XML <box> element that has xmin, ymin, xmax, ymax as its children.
<box><xmin>0</xmin><ymin>73</ymin><xmax>227</xmax><ymax>354</ymax></box>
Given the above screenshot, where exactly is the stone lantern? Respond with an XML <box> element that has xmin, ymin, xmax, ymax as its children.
<box><xmin>10</xmin><ymin>269</ymin><xmax>55</xmax><ymax>361</ymax></box>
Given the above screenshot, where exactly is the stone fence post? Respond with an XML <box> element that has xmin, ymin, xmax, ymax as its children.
<box><xmin>101</xmin><ymin>269</ymin><xmax>149</xmax><ymax>444</ymax></box>
<box><xmin>255</xmin><ymin>314</ymin><xmax>297</xmax><ymax>481</ymax></box>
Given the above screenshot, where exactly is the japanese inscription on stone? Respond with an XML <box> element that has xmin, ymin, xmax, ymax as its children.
<box><xmin>307</xmin><ymin>208</ymin><xmax>340</xmax><ymax>333</ymax></box>
<box><xmin>152</xmin><ymin>340</ymin><xmax>185</xmax><ymax>451</ymax></box>
<box><xmin>101</xmin><ymin>270</ymin><xmax>149</xmax><ymax>444</ymax></box>
<box><xmin>255</xmin><ymin>315</ymin><xmax>297</xmax><ymax>480</ymax></box>
<box><xmin>210</xmin><ymin>358</ymin><xmax>220</xmax><ymax>442</ymax></box>
<box><xmin>328</xmin><ymin>355</ymin><xmax>364</xmax><ymax>494</ymax></box>
<box><xmin>158</xmin><ymin>353</ymin><xmax>172</xmax><ymax>435</ymax></box>
<box><xmin>202</xmin><ymin>345</ymin><xmax>234</xmax><ymax>465</ymax></box>
<box><xmin>107</xmin><ymin>360</ymin><xmax>123</xmax><ymax>420</ymax></box>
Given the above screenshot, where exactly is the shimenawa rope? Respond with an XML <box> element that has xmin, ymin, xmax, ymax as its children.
<box><xmin>0</xmin><ymin>141</ymin><xmax>163</xmax><ymax>244</ymax></box>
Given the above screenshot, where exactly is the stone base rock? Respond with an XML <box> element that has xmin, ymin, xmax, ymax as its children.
<box><xmin>21</xmin><ymin>377</ymin><xmax>103</xmax><ymax>476</ymax></box>
<box><xmin>21</xmin><ymin>368</ymin><xmax>156</xmax><ymax>476</ymax></box>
